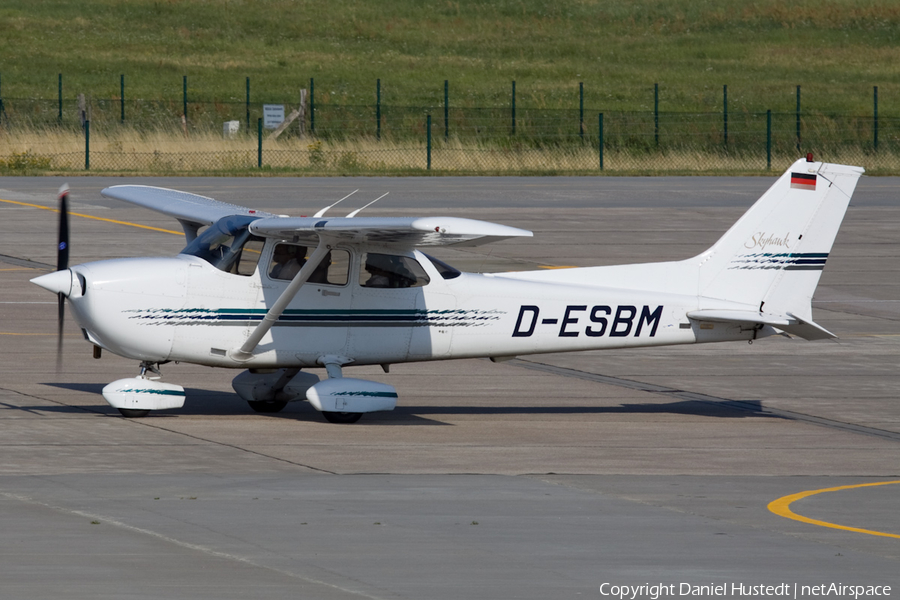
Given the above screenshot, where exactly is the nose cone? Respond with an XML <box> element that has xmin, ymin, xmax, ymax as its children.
<box><xmin>31</xmin><ymin>269</ymin><xmax>73</xmax><ymax>296</ymax></box>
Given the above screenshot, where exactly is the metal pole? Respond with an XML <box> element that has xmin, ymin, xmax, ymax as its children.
<box><xmin>654</xmin><ymin>83</ymin><xmax>659</xmax><ymax>147</ymax></box>
<box><xmin>376</xmin><ymin>78</ymin><xmax>381</xmax><ymax>141</ymax></box>
<box><xmin>257</xmin><ymin>118</ymin><xmax>263</xmax><ymax>168</ymax></box>
<box><xmin>511</xmin><ymin>80</ymin><xmax>516</xmax><ymax>136</ymax></box>
<box><xmin>58</xmin><ymin>73</ymin><xmax>62</xmax><ymax>124</ymax></box>
<box><xmin>579</xmin><ymin>82</ymin><xmax>584</xmax><ymax>141</ymax></box>
<box><xmin>84</xmin><ymin>120</ymin><xmax>90</xmax><ymax>170</ymax></box>
<box><xmin>183</xmin><ymin>75</ymin><xmax>188</xmax><ymax>123</ymax></box>
<box><xmin>120</xmin><ymin>75</ymin><xmax>125</xmax><ymax>123</ymax></box>
<box><xmin>723</xmin><ymin>84</ymin><xmax>728</xmax><ymax>149</ymax></box>
<box><xmin>246</xmin><ymin>77</ymin><xmax>250</xmax><ymax>131</ymax></box>
<box><xmin>874</xmin><ymin>85</ymin><xmax>879</xmax><ymax>152</ymax></box>
<box><xmin>599</xmin><ymin>113</ymin><xmax>604</xmax><ymax>171</ymax></box>
<box><xmin>444</xmin><ymin>79</ymin><xmax>449</xmax><ymax>141</ymax></box>
<box><xmin>766</xmin><ymin>109</ymin><xmax>772</xmax><ymax>170</ymax></box>
<box><xmin>426</xmin><ymin>114</ymin><xmax>432</xmax><ymax>170</ymax></box>
<box><xmin>309</xmin><ymin>78</ymin><xmax>315</xmax><ymax>134</ymax></box>
<box><xmin>796</xmin><ymin>85</ymin><xmax>801</xmax><ymax>153</ymax></box>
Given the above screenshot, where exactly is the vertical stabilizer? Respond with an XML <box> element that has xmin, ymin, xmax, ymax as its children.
<box><xmin>696</xmin><ymin>159</ymin><xmax>863</xmax><ymax>323</ymax></box>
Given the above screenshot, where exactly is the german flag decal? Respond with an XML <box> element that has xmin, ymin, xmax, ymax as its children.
<box><xmin>790</xmin><ymin>172</ymin><xmax>817</xmax><ymax>190</ymax></box>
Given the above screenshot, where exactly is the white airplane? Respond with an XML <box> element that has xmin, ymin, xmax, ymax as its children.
<box><xmin>32</xmin><ymin>158</ymin><xmax>863</xmax><ymax>422</ymax></box>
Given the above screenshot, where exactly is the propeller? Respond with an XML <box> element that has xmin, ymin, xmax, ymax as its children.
<box><xmin>56</xmin><ymin>184</ymin><xmax>70</xmax><ymax>371</ymax></box>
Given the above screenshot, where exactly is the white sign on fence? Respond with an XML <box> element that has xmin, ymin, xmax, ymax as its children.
<box><xmin>263</xmin><ymin>104</ymin><xmax>285</xmax><ymax>129</ymax></box>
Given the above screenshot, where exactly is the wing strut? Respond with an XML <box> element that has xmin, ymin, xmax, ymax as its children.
<box><xmin>228</xmin><ymin>238</ymin><xmax>331</xmax><ymax>362</ymax></box>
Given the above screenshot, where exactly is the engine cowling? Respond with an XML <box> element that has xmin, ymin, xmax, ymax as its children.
<box><xmin>306</xmin><ymin>378</ymin><xmax>397</xmax><ymax>414</ymax></box>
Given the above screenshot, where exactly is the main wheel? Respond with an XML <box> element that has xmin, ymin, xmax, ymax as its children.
<box><xmin>247</xmin><ymin>399</ymin><xmax>288</xmax><ymax>414</ymax></box>
<box><xmin>322</xmin><ymin>411</ymin><xmax>363</xmax><ymax>424</ymax></box>
<box><xmin>118</xmin><ymin>408</ymin><xmax>150</xmax><ymax>418</ymax></box>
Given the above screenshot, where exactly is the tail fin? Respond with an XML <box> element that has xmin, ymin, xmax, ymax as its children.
<box><xmin>694</xmin><ymin>158</ymin><xmax>863</xmax><ymax>338</ymax></box>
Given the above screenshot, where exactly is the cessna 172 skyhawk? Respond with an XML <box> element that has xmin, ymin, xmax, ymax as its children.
<box><xmin>32</xmin><ymin>157</ymin><xmax>863</xmax><ymax>422</ymax></box>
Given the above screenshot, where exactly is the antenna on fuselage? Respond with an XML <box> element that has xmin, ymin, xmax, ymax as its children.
<box><xmin>346</xmin><ymin>192</ymin><xmax>389</xmax><ymax>218</ymax></box>
<box><xmin>313</xmin><ymin>189</ymin><xmax>358</xmax><ymax>218</ymax></box>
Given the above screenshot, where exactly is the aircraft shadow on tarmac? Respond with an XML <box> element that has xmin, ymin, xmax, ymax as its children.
<box><xmin>35</xmin><ymin>382</ymin><xmax>782</xmax><ymax>426</ymax></box>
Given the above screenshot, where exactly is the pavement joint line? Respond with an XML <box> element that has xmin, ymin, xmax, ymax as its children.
<box><xmin>0</xmin><ymin>387</ymin><xmax>105</xmax><ymax>417</ymax></box>
<box><xmin>0</xmin><ymin>384</ymin><xmax>339</xmax><ymax>473</ymax></box>
<box><xmin>768</xmin><ymin>480</ymin><xmax>900</xmax><ymax>539</ymax></box>
<box><xmin>509</xmin><ymin>358</ymin><xmax>900</xmax><ymax>442</ymax></box>
<box><xmin>0</xmin><ymin>490</ymin><xmax>391</xmax><ymax>600</ymax></box>
<box><xmin>123</xmin><ymin>418</ymin><xmax>340</xmax><ymax>475</ymax></box>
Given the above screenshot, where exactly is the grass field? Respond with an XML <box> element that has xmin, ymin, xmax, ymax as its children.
<box><xmin>1</xmin><ymin>0</ymin><xmax>899</xmax><ymax>115</ymax></box>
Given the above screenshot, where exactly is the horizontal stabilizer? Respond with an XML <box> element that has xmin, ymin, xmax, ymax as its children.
<box><xmin>687</xmin><ymin>309</ymin><xmax>835</xmax><ymax>341</ymax></box>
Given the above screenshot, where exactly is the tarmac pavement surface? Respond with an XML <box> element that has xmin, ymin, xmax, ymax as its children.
<box><xmin>0</xmin><ymin>174</ymin><xmax>898</xmax><ymax>599</ymax></box>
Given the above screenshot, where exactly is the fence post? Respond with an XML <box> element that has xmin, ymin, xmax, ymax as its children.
<box><xmin>426</xmin><ymin>114</ymin><xmax>432</xmax><ymax>170</ymax></box>
<box><xmin>511</xmin><ymin>80</ymin><xmax>516</xmax><ymax>136</ymax></box>
<box><xmin>579</xmin><ymin>82</ymin><xmax>584</xmax><ymax>141</ymax></box>
<box><xmin>257</xmin><ymin>118</ymin><xmax>263</xmax><ymax>168</ymax></box>
<box><xmin>795</xmin><ymin>85</ymin><xmax>801</xmax><ymax>153</ymax></box>
<box><xmin>874</xmin><ymin>85</ymin><xmax>879</xmax><ymax>152</ymax></box>
<box><xmin>0</xmin><ymin>72</ymin><xmax>4</xmax><ymax>125</ymax></box>
<box><xmin>444</xmin><ymin>79</ymin><xmax>449</xmax><ymax>141</ymax></box>
<box><xmin>653</xmin><ymin>83</ymin><xmax>659</xmax><ymax>148</ymax></box>
<box><xmin>766</xmin><ymin>110</ymin><xmax>772</xmax><ymax>170</ymax></box>
<box><xmin>654</xmin><ymin>83</ymin><xmax>659</xmax><ymax>148</ymax></box>
<box><xmin>376</xmin><ymin>78</ymin><xmax>381</xmax><ymax>140</ymax></box>
<box><xmin>310</xmin><ymin>78</ymin><xmax>315</xmax><ymax>135</ymax></box>
<box><xmin>599</xmin><ymin>113</ymin><xmax>604</xmax><ymax>171</ymax></box>
<box><xmin>246</xmin><ymin>77</ymin><xmax>250</xmax><ymax>131</ymax></box>
<box><xmin>58</xmin><ymin>73</ymin><xmax>63</xmax><ymax>124</ymax></box>
<box><xmin>723</xmin><ymin>84</ymin><xmax>728</xmax><ymax>149</ymax></box>
<box><xmin>84</xmin><ymin>120</ymin><xmax>90</xmax><ymax>170</ymax></box>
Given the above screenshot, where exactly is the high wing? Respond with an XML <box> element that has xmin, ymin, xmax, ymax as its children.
<box><xmin>248</xmin><ymin>216</ymin><xmax>532</xmax><ymax>248</ymax></box>
<box><xmin>101</xmin><ymin>185</ymin><xmax>532</xmax><ymax>248</ymax></box>
<box><xmin>101</xmin><ymin>185</ymin><xmax>276</xmax><ymax>242</ymax></box>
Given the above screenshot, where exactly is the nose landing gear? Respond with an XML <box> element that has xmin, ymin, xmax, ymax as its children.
<box><xmin>101</xmin><ymin>361</ymin><xmax>185</xmax><ymax>418</ymax></box>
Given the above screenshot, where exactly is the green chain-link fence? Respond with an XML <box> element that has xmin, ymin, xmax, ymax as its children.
<box><xmin>1</xmin><ymin>96</ymin><xmax>898</xmax><ymax>174</ymax></box>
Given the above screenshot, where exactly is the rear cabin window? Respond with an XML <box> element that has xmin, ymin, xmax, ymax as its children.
<box><xmin>422</xmin><ymin>253</ymin><xmax>462</xmax><ymax>280</ymax></box>
<box><xmin>359</xmin><ymin>253</ymin><xmax>430</xmax><ymax>288</ymax></box>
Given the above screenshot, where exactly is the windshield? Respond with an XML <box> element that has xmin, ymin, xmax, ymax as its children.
<box><xmin>180</xmin><ymin>215</ymin><xmax>264</xmax><ymax>275</ymax></box>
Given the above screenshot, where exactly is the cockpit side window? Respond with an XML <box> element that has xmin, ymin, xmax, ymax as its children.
<box><xmin>360</xmin><ymin>252</ymin><xmax>430</xmax><ymax>288</ymax></box>
<box><xmin>180</xmin><ymin>215</ymin><xmax>264</xmax><ymax>276</ymax></box>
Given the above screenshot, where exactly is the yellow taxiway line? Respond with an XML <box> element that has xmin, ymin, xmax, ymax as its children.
<box><xmin>0</xmin><ymin>197</ymin><xmax>181</xmax><ymax>235</ymax></box>
<box><xmin>768</xmin><ymin>480</ymin><xmax>900</xmax><ymax>539</ymax></box>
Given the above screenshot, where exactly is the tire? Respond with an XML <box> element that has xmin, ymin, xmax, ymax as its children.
<box><xmin>247</xmin><ymin>399</ymin><xmax>289</xmax><ymax>414</ymax></box>
<box><xmin>118</xmin><ymin>408</ymin><xmax>150</xmax><ymax>418</ymax></box>
<box><xmin>322</xmin><ymin>411</ymin><xmax>363</xmax><ymax>424</ymax></box>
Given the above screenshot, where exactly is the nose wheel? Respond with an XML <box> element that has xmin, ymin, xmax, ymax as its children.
<box><xmin>118</xmin><ymin>408</ymin><xmax>151</xmax><ymax>418</ymax></box>
<box><xmin>322</xmin><ymin>411</ymin><xmax>363</xmax><ymax>424</ymax></box>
